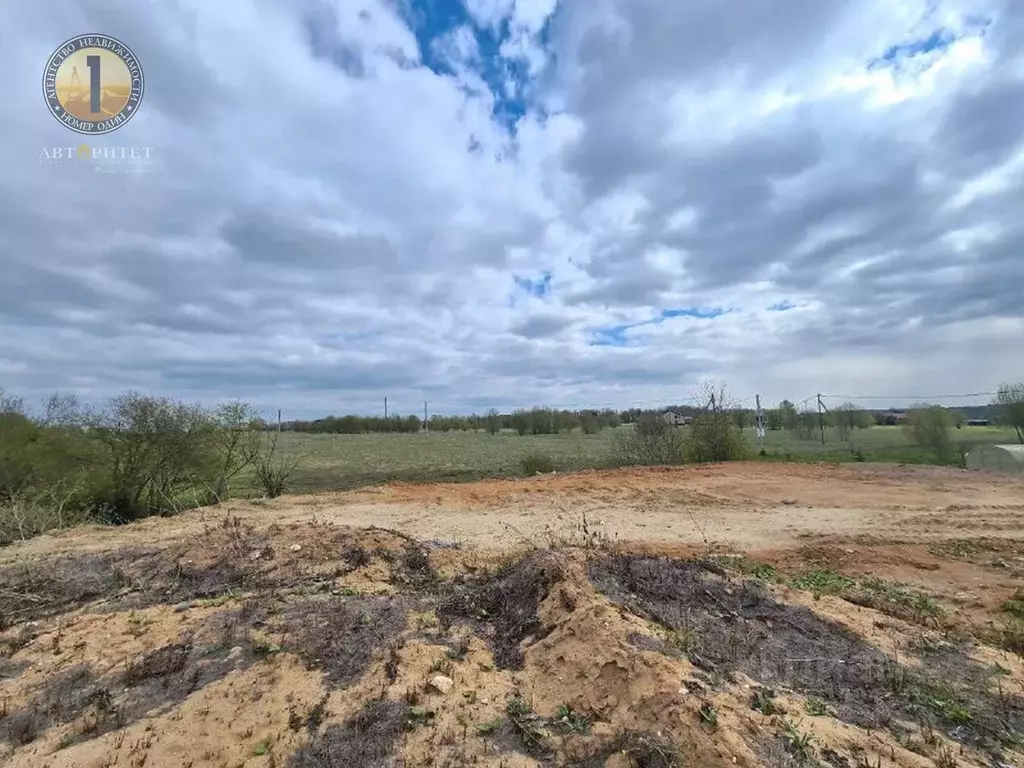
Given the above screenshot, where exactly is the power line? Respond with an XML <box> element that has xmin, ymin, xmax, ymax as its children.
<box><xmin>821</xmin><ymin>392</ymin><xmax>997</xmax><ymax>401</ymax></box>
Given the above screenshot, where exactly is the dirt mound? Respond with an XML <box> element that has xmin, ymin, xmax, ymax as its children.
<box><xmin>1</xmin><ymin>512</ymin><xmax>1022</xmax><ymax>768</ymax></box>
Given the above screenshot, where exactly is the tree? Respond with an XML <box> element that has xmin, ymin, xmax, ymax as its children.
<box><xmin>484</xmin><ymin>408</ymin><xmax>501</xmax><ymax>435</ymax></box>
<box><xmin>683</xmin><ymin>382</ymin><xmax>749</xmax><ymax>463</ymax></box>
<box><xmin>778</xmin><ymin>400</ymin><xmax>798</xmax><ymax>431</ymax></box>
<box><xmin>209</xmin><ymin>402</ymin><xmax>262</xmax><ymax>501</ymax></box>
<box><xmin>832</xmin><ymin>402</ymin><xmax>860</xmax><ymax>442</ymax></box>
<box><xmin>995</xmin><ymin>382</ymin><xmax>1024</xmax><ymax>444</ymax></box>
<box><xmin>904</xmin><ymin>404</ymin><xmax>956</xmax><ymax>464</ymax></box>
<box><xmin>88</xmin><ymin>393</ymin><xmax>217</xmax><ymax>521</ymax></box>
<box><xmin>613</xmin><ymin>412</ymin><xmax>684</xmax><ymax>466</ymax></box>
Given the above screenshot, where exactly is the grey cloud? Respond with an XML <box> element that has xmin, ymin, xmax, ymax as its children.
<box><xmin>1</xmin><ymin>0</ymin><xmax>1022</xmax><ymax>416</ymax></box>
<box><xmin>509</xmin><ymin>313</ymin><xmax>574</xmax><ymax>338</ymax></box>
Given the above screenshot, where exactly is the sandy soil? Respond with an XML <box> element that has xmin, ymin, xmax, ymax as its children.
<box><xmin>2</xmin><ymin>462</ymin><xmax>1024</xmax><ymax>768</ymax></box>
<box><xmin>9</xmin><ymin>462</ymin><xmax>1024</xmax><ymax>561</ymax></box>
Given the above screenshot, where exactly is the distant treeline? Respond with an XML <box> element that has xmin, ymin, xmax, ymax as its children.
<box><xmin>279</xmin><ymin>402</ymin><xmax>1003</xmax><ymax>435</ymax></box>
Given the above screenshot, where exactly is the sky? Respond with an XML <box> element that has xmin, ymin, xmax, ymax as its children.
<box><xmin>2</xmin><ymin>0</ymin><xmax>1023</xmax><ymax>419</ymax></box>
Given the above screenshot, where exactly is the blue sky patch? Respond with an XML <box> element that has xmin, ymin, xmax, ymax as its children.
<box><xmin>514</xmin><ymin>271</ymin><xmax>552</xmax><ymax>299</ymax></box>
<box><xmin>768</xmin><ymin>300</ymin><xmax>795</xmax><ymax>312</ymax></box>
<box><xmin>868</xmin><ymin>15</ymin><xmax>991</xmax><ymax>71</ymax></box>
<box><xmin>588</xmin><ymin>306</ymin><xmax>726</xmax><ymax>347</ymax></box>
<box><xmin>591</xmin><ymin>324</ymin><xmax>631</xmax><ymax>347</ymax></box>
<box><xmin>659</xmin><ymin>307</ymin><xmax>725</xmax><ymax>320</ymax></box>
<box><xmin>394</xmin><ymin>0</ymin><xmax>536</xmax><ymax>133</ymax></box>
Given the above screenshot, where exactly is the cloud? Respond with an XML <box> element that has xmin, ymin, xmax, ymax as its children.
<box><xmin>1</xmin><ymin>0</ymin><xmax>1022</xmax><ymax>419</ymax></box>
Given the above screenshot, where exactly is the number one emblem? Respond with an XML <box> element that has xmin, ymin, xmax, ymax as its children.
<box><xmin>86</xmin><ymin>54</ymin><xmax>101</xmax><ymax>114</ymax></box>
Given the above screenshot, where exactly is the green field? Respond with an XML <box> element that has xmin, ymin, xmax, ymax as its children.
<box><xmin>754</xmin><ymin>424</ymin><xmax>1019</xmax><ymax>463</ymax></box>
<box><xmin>263</xmin><ymin>424</ymin><xmax>1021</xmax><ymax>494</ymax></box>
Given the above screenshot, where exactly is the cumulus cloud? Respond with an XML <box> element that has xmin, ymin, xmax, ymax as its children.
<box><xmin>1</xmin><ymin>0</ymin><xmax>1022</xmax><ymax>418</ymax></box>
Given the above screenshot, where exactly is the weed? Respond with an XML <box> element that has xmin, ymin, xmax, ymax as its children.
<box><xmin>997</xmin><ymin>619</ymin><xmax>1024</xmax><ymax>654</ymax></box>
<box><xmin>1001</xmin><ymin>588</ymin><xmax>1024</xmax><ymax>620</ymax></box>
<box><xmin>252</xmin><ymin>741</ymin><xmax>270</xmax><ymax>756</ymax></box>
<box><xmin>664</xmin><ymin>626</ymin><xmax>697</xmax><ymax>655</ymax></box>
<box><xmin>519</xmin><ymin>451</ymin><xmax>555</xmax><ymax>476</ymax></box>
<box><xmin>752</xmin><ymin>688</ymin><xmax>779</xmax><ymax>716</ymax></box>
<box><xmin>804</xmin><ymin>698</ymin><xmax>828</xmax><ymax>716</ymax></box>
<box><xmin>475</xmin><ymin>716</ymin><xmax>504</xmax><ymax>735</ymax></box>
<box><xmin>847</xmin><ymin>578</ymin><xmax>944</xmax><ymax>624</ymax></box>
<box><xmin>408</xmin><ymin>706</ymin><xmax>434</xmax><ymax>726</ymax></box>
<box><xmin>125</xmin><ymin>611</ymin><xmax>151</xmax><ymax>637</ymax></box>
<box><xmin>884</xmin><ymin>661</ymin><xmax>910</xmax><ymax>696</ymax></box>
<box><xmin>909</xmin><ymin>681</ymin><xmax>973</xmax><ymax>725</ymax></box>
<box><xmin>556</xmin><ymin>703</ymin><xmax>591</xmax><ymax>735</ymax></box>
<box><xmin>429</xmin><ymin>657</ymin><xmax>453</xmax><ymax>674</ymax></box>
<box><xmin>250</xmin><ymin>631</ymin><xmax>281</xmax><ymax>657</ymax></box>
<box><xmin>783</xmin><ymin>720</ymin><xmax>814</xmax><ymax>762</ymax></box>
<box><xmin>506</xmin><ymin>696</ymin><xmax>531</xmax><ymax>717</ymax></box>
<box><xmin>699</xmin><ymin>702</ymin><xmax>718</xmax><ymax>730</ymax></box>
<box><xmin>790</xmin><ymin>570</ymin><xmax>855</xmax><ymax>598</ymax></box>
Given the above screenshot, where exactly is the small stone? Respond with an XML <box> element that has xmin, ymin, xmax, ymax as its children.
<box><xmin>173</xmin><ymin>603</ymin><xmax>190</xmax><ymax>613</ymax></box>
<box><xmin>290</xmin><ymin>544</ymin><xmax>302</xmax><ymax>553</ymax></box>
<box><xmin>227</xmin><ymin>646</ymin><xmax>244</xmax><ymax>661</ymax></box>
<box><xmin>249</xmin><ymin>550</ymin><xmax>264</xmax><ymax>561</ymax></box>
<box><xmin>428</xmin><ymin>675</ymin><xmax>454</xmax><ymax>695</ymax></box>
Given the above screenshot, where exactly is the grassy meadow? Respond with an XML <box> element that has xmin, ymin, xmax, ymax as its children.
<box><xmin>262</xmin><ymin>423</ymin><xmax>1022</xmax><ymax>494</ymax></box>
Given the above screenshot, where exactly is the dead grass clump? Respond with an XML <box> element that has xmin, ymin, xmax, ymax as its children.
<box><xmin>0</xmin><ymin>551</ymin><xmax>140</xmax><ymax>627</ymax></box>
<box><xmin>360</xmin><ymin>526</ymin><xmax>437</xmax><ymax>588</ymax></box>
<box><xmin>0</xmin><ymin>656</ymin><xmax>28</xmax><ymax>679</ymax></box>
<box><xmin>593</xmin><ymin>731</ymin><xmax>685</xmax><ymax>767</ymax></box>
<box><xmin>288</xmin><ymin>699</ymin><xmax>408</xmax><ymax>768</ymax></box>
<box><xmin>0</xmin><ymin>663</ymin><xmax>108</xmax><ymax>746</ymax></box>
<box><xmin>437</xmin><ymin>550</ymin><xmax>562</xmax><ymax>670</ymax></box>
<box><xmin>123</xmin><ymin>642</ymin><xmax>190</xmax><ymax>686</ymax></box>
<box><xmin>592</xmin><ymin>555</ymin><xmax>1024</xmax><ymax>758</ymax></box>
<box><xmin>590</xmin><ymin>556</ymin><xmax>900</xmax><ymax>726</ymax></box>
<box><xmin>120</xmin><ymin>522</ymin><xmax>272</xmax><ymax>605</ymax></box>
<box><xmin>2</xmin><ymin>608</ymin><xmax>268</xmax><ymax>750</ymax></box>
<box><xmin>285</xmin><ymin>596</ymin><xmax>406</xmax><ymax>687</ymax></box>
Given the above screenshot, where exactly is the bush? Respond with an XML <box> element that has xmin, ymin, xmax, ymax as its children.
<box><xmin>683</xmin><ymin>411</ymin><xmax>749</xmax><ymax>463</ymax></box>
<box><xmin>87</xmin><ymin>393</ymin><xmax>219</xmax><ymax>522</ymax></box>
<box><xmin>519</xmin><ymin>451</ymin><xmax>555</xmax><ymax>476</ymax></box>
<box><xmin>903</xmin><ymin>404</ymin><xmax>956</xmax><ymax>464</ymax></box>
<box><xmin>0</xmin><ymin>389</ymin><xmax>293</xmax><ymax>544</ymax></box>
<box><xmin>252</xmin><ymin>430</ymin><xmax>301</xmax><ymax>498</ymax></box>
<box><xmin>995</xmin><ymin>382</ymin><xmax>1024</xmax><ymax>444</ymax></box>
<box><xmin>612</xmin><ymin>414</ymin><xmax>685</xmax><ymax>466</ymax></box>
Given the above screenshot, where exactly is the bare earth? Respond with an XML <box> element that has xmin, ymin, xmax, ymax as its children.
<box><xmin>11</xmin><ymin>462</ymin><xmax>1024</xmax><ymax>559</ymax></box>
<box><xmin>3</xmin><ymin>462</ymin><xmax>1024</xmax><ymax>768</ymax></box>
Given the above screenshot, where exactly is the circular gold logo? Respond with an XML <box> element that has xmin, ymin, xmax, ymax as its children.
<box><xmin>43</xmin><ymin>34</ymin><xmax>144</xmax><ymax>134</ymax></box>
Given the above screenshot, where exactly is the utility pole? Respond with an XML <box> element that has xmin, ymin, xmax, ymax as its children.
<box><xmin>755</xmin><ymin>394</ymin><xmax>764</xmax><ymax>450</ymax></box>
<box><xmin>816</xmin><ymin>394</ymin><xmax>825</xmax><ymax>444</ymax></box>
<box><xmin>423</xmin><ymin>401</ymin><xmax>428</xmax><ymax>432</ymax></box>
<box><xmin>277</xmin><ymin>409</ymin><xmax>281</xmax><ymax>432</ymax></box>
<box><xmin>384</xmin><ymin>397</ymin><xmax>388</xmax><ymax>420</ymax></box>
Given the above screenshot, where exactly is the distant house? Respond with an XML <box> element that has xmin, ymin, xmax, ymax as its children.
<box><xmin>965</xmin><ymin>418</ymin><xmax>990</xmax><ymax>427</ymax></box>
<box><xmin>661</xmin><ymin>411</ymin><xmax>693</xmax><ymax>427</ymax></box>
<box><xmin>881</xmin><ymin>412</ymin><xmax>907</xmax><ymax>426</ymax></box>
